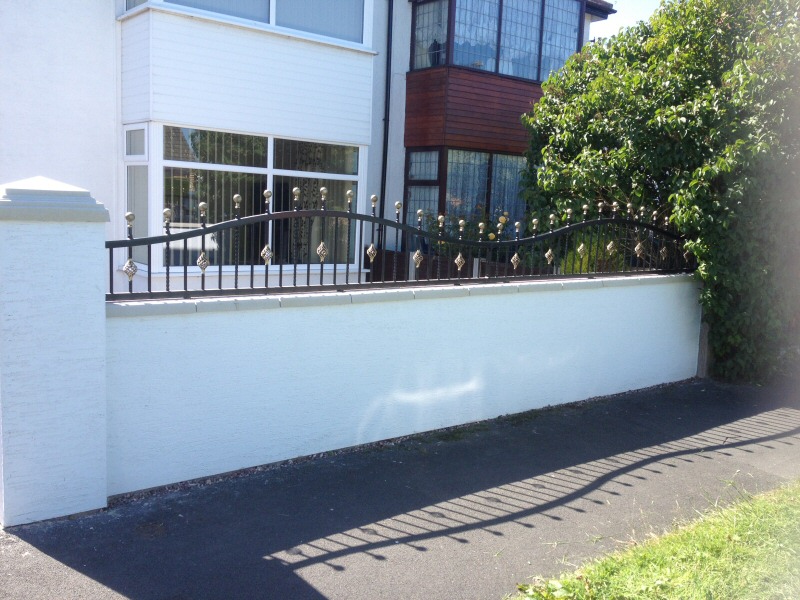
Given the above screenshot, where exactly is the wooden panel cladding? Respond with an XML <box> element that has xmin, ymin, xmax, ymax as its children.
<box><xmin>405</xmin><ymin>66</ymin><xmax>543</xmax><ymax>154</ymax></box>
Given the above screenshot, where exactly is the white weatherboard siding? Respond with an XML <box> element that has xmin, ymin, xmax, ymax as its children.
<box><xmin>122</xmin><ymin>11</ymin><xmax>374</xmax><ymax>145</ymax></box>
<box><xmin>105</xmin><ymin>275</ymin><xmax>701</xmax><ymax>495</ymax></box>
<box><xmin>121</xmin><ymin>11</ymin><xmax>151</xmax><ymax>124</ymax></box>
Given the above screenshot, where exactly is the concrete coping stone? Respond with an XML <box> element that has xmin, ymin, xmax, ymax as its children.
<box><xmin>106</xmin><ymin>274</ymin><xmax>695</xmax><ymax>317</ymax></box>
<box><xmin>0</xmin><ymin>176</ymin><xmax>109</xmax><ymax>222</ymax></box>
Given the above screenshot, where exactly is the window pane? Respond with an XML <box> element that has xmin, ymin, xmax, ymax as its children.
<box><xmin>275</xmin><ymin>0</ymin><xmax>363</xmax><ymax>43</ymax></box>
<box><xmin>163</xmin><ymin>167</ymin><xmax>268</xmax><ymax>265</ymax></box>
<box><xmin>499</xmin><ymin>0</ymin><xmax>542</xmax><ymax>80</ymax></box>
<box><xmin>446</xmin><ymin>150</ymin><xmax>489</xmax><ymax>218</ymax></box>
<box><xmin>413</xmin><ymin>0</ymin><xmax>448</xmax><ymax>69</ymax></box>
<box><xmin>540</xmin><ymin>0</ymin><xmax>580</xmax><ymax>80</ymax></box>
<box><xmin>406</xmin><ymin>186</ymin><xmax>440</xmax><ymax>225</ymax></box>
<box><xmin>164</xmin><ymin>126</ymin><xmax>267</xmax><ymax>168</ymax></box>
<box><xmin>126</xmin><ymin>129</ymin><xmax>145</xmax><ymax>156</ymax></box>
<box><xmin>273</xmin><ymin>139</ymin><xmax>358</xmax><ymax>175</ymax></box>
<box><xmin>127</xmin><ymin>165</ymin><xmax>149</xmax><ymax>263</ymax></box>
<box><xmin>408</xmin><ymin>151</ymin><xmax>439</xmax><ymax>181</ymax></box>
<box><xmin>490</xmin><ymin>154</ymin><xmax>526</xmax><ymax>223</ymax></box>
<box><xmin>126</xmin><ymin>0</ymin><xmax>147</xmax><ymax>10</ymax></box>
<box><xmin>272</xmin><ymin>176</ymin><xmax>357</xmax><ymax>264</ymax></box>
<box><xmin>164</xmin><ymin>0</ymin><xmax>269</xmax><ymax>23</ymax></box>
<box><xmin>454</xmin><ymin>0</ymin><xmax>499</xmax><ymax>72</ymax></box>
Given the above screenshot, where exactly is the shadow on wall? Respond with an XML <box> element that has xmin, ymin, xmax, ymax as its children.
<box><xmin>8</xmin><ymin>379</ymin><xmax>800</xmax><ymax>599</ymax></box>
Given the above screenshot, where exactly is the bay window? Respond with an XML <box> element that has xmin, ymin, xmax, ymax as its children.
<box><xmin>123</xmin><ymin>124</ymin><xmax>363</xmax><ymax>270</ymax></box>
<box><xmin>405</xmin><ymin>148</ymin><xmax>526</xmax><ymax>227</ymax></box>
<box><xmin>412</xmin><ymin>0</ymin><xmax>582</xmax><ymax>82</ymax></box>
<box><xmin>127</xmin><ymin>0</ymin><xmax>365</xmax><ymax>43</ymax></box>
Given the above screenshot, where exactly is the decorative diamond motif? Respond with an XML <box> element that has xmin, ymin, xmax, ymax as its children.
<box><xmin>545</xmin><ymin>248</ymin><xmax>554</xmax><ymax>265</ymax></box>
<box><xmin>454</xmin><ymin>252</ymin><xmax>466</xmax><ymax>272</ymax></box>
<box><xmin>366</xmin><ymin>243</ymin><xmax>378</xmax><ymax>264</ymax></box>
<box><xmin>196</xmin><ymin>251</ymin><xmax>210</xmax><ymax>272</ymax></box>
<box><xmin>260</xmin><ymin>245</ymin><xmax>274</xmax><ymax>265</ymax></box>
<box><xmin>123</xmin><ymin>258</ymin><xmax>138</xmax><ymax>281</ymax></box>
<box><xmin>316</xmin><ymin>241</ymin><xmax>329</xmax><ymax>263</ymax></box>
<box><xmin>660</xmin><ymin>246</ymin><xmax>669</xmax><ymax>261</ymax></box>
<box><xmin>413</xmin><ymin>249</ymin><xmax>424</xmax><ymax>269</ymax></box>
<box><xmin>635</xmin><ymin>241</ymin><xmax>645</xmax><ymax>258</ymax></box>
<box><xmin>577</xmin><ymin>243</ymin><xmax>587</xmax><ymax>259</ymax></box>
<box><xmin>606</xmin><ymin>240</ymin><xmax>617</xmax><ymax>255</ymax></box>
<box><xmin>511</xmin><ymin>252</ymin><xmax>521</xmax><ymax>270</ymax></box>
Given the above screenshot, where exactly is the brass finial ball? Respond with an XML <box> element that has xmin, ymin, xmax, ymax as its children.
<box><xmin>124</xmin><ymin>212</ymin><xmax>135</xmax><ymax>223</ymax></box>
<box><xmin>233</xmin><ymin>194</ymin><xmax>242</xmax><ymax>207</ymax></box>
<box><xmin>346</xmin><ymin>190</ymin><xmax>354</xmax><ymax>200</ymax></box>
<box><xmin>395</xmin><ymin>201</ymin><xmax>402</xmax><ymax>210</ymax></box>
<box><xmin>292</xmin><ymin>187</ymin><xmax>301</xmax><ymax>197</ymax></box>
<box><xmin>163</xmin><ymin>208</ymin><xmax>173</xmax><ymax>222</ymax></box>
<box><xmin>263</xmin><ymin>190</ymin><xmax>272</xmax><ymax>201</ymax></box>
<box><xmin>438</xmin><ymin>215</ymin><xmax>445</xmax><ymax>224</ymax></box>
<box><xmin>370</xmin><ymin>194</ymin><xmax>378</xmax><ymax>206</ymax></box>
<box><xmin>458</xmin><ymin>219</ymin><xmax>466</xmax><ymax>228</ymax></box>
<box><xmin>417</xmin><ymin>209</ymin><xmax>424</xmax><ymax>217</ymax></box>
<box><xmin>198</xmin><ymin>202</ymin><xmax>208</xmax><ymax>215</ymax></box>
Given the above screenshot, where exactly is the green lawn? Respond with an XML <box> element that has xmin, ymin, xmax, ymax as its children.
<box><xmin>512</xmin><ymin>480</ymin><xmax>800</xmax><ymax>600</ymax></box>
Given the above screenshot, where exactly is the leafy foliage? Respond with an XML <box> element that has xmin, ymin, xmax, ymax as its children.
<box><xmin>521</xmin><ymin>0</ymin><xmax>800</xmax><ymax>381</ymax></box>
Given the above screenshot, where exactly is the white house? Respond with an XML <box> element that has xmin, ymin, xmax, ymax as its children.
<box><xmin>0</xmin><ymin>0</ymin><xmax>614</xmax><ymax>250</ymax></box>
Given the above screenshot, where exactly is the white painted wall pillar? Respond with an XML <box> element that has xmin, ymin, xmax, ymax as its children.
<box><xmin>0</xmin><ymin>177</ymin><xmax>109</xmax><ymax>527</ymax></box>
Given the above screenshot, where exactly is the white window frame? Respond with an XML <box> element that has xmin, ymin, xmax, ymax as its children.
<box><xmin>135</xmin><ymin>123</ymin><xmax>367</xmax><ymax>274</ymax></box>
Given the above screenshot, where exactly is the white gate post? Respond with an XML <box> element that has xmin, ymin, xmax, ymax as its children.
<box><xmin>0</xmin><ymin>177</ymin><xmax>109</xmax><ymax>527</ymax></box>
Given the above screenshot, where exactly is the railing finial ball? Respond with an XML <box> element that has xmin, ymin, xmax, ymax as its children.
<box><xmin>198</xmin><ymin>202</ymin><xmax>208</xmax><ymax>216</ymax></box>
<box><xmin>417</xmin><ymin>209</ymin><xmax>424</xmax><ymax>217</ymax></box>
<box><xmin>233</xmin><ymin>193</ymin><xmax>242</xmax><ymax>207</ymax></box>
<box><xmin>320</xmin><ymin>187</ymin><xmax>328</xmax><ymax>197</ymax></box>
<box><xmin>395</xmin><ymin>201</ymin><xmax>402</xmax><ymax>211</ymax></box>
<box><xmin>515</xmin><ymin>221</ymin><xmax>521</xmax><ymax>231</ymax></box>
<box><xmin>125</xmin><ymin>212</ymin><xmax>135</xmax><ymax>223</ymax></box>
<box><xmin>458</xmin><ymin>219</ymin><xmax>466</xmax><ymax>228</ymax></box>
<box><xmin>163</xmin><ymin>208</ymin><xmax>172</xmax><ymax>223</ymax></box>
<box><xmin>346</xmin><ymin>190</ymin><xmax>354</xmax><ymax>200</ymax></box>
<box><xmin>370</xmin><ymin>194</ymin><xmax>378</xmax><ymax>207</ymax></box>
<box><xmin>263</xmin><ymin>190</ymin><xmax>272</xmax><ymax>201</ymax></box>
<box><xmin>293</xmin><ymin>187</ymin><xmax>301</xmax><ymax>197</ymax></box>
<box><xmin>438</xmin><ymin>215</ymin><xmax>445</xmax><ymax>225</ymax></box>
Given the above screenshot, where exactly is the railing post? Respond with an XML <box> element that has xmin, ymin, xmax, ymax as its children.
<box><xmin>0</xmin><ymin>177</ymin><xmax>109</xmax><ymax>526</ymax></box>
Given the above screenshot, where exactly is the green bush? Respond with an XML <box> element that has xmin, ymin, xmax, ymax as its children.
<box><xmin>522</xmin><ymin>0</ymin><xmax>800</xmax><ymax>381</ymax></box>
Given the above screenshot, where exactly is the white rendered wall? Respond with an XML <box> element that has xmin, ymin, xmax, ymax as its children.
<box><xmin>106</xmin><ymin>275</ymin><xmax>701</xmax><ymax>495</ymax></box>
<box><xmin>0</xmin><ymin>178</ymin><xmax>109</xmax><ymax>527</ymax></box>
<box><xmin>0</xmin><ymin>2</ymin><xmax>119</xmax><ymax>222</ymax></box>
<box><xmin>121</xmin><ymin>9</ymin><xmax>375</xmax><ymax>145</ymax></box>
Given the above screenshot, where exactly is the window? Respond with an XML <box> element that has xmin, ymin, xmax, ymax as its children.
<box><xmin>165</xmin><ymin>0</ymin><xmax>269</xmax><ymax>22</ymax></box>
<box><xmin>412</xmin><ymin>0</ymin><xmax>582</xmax><ymax>82</ymax></box>
<box><xmin>154</xmin><ymin>126</ymin><xmax>361</xmax><ymax>267</ymax></box>
<box><xmin>131</xmin><ymin>0</ymin><xmax>365</xmax><ymax>43</ymax></box>
<box><xmin>405</xmin><ymin>148</ymin><xmax>526</xmax><ymax>226</ymax></box>
<box><xmin>412</xmin><ymin>0</ymin><xmax>448</xmax><ymax>69</ymax></box>
<box><xmin>275</xmin><ymin>0</ymin><xmax>364</xmax><ymax>43</ymax></box>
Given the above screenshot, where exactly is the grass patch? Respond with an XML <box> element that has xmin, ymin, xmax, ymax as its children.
<box><xmin>512</xmin><ymin>480</ymin><xmax>800</xmax><ymax>600</ymax></box>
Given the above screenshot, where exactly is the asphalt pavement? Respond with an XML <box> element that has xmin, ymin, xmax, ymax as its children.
<box><xmin>2</xmin><ymin>377</ymin><xmax>799</xmax><ymax>600</ymax></box>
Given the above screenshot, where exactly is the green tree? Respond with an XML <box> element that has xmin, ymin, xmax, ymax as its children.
<box><xmin>521</xmin><ymin>0</ymin><xmax>800</xmax><ymax>381</ymax></box>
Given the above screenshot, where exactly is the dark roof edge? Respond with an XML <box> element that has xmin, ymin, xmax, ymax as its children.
<box><xmin>586</xmin><ymin>0</ymin><xmax>616</xmax><ymax>18</ymax></box>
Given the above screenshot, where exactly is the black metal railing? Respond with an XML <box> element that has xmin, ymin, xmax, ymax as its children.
<box><xmin>106</xmin><ymin>189</ymin><xmax>695</xmax><ymax>301</ymax></box>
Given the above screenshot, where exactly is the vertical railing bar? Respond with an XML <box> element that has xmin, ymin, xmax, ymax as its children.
<box><xmin>147</xmin><ymin>244</ymin><xmax>152</xmax><ymax>293</ymax></box>
<box><xmin>392</xmin><ymin>201</ymin><xmax>401</xmax><ymax>282</ymax></box>
<box><xmin>218</xmin><ymin>228</ymin><xmax>224</xmax><ymax>290</ymax></box>
<box><xmin>319</xmin><ymin>187</ymin><xmax>327</xmax><ymax>288</ymax></box>
<box><xmin>233</xmin><ymin>194</ymin><xmax>241</xmax><ymax>290</ymax></box>
<box><xmin>163</xmin><ymin>208</ymin><xmax>172</xmax><ymax>293</ymax></box>
<box><xmin>109</xmin><ymin>247</ymin><xmax>115</xmax><ymax>295</ymax></box>
<box><xmin>183</xmin><ymin>238</ymin><xmax>188</xmax><ymax>292</ymax></box>
<box><xmin>345</xmin><ymin>191</ymin><xmax>353</xmax><ymax>285</ymax></box>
